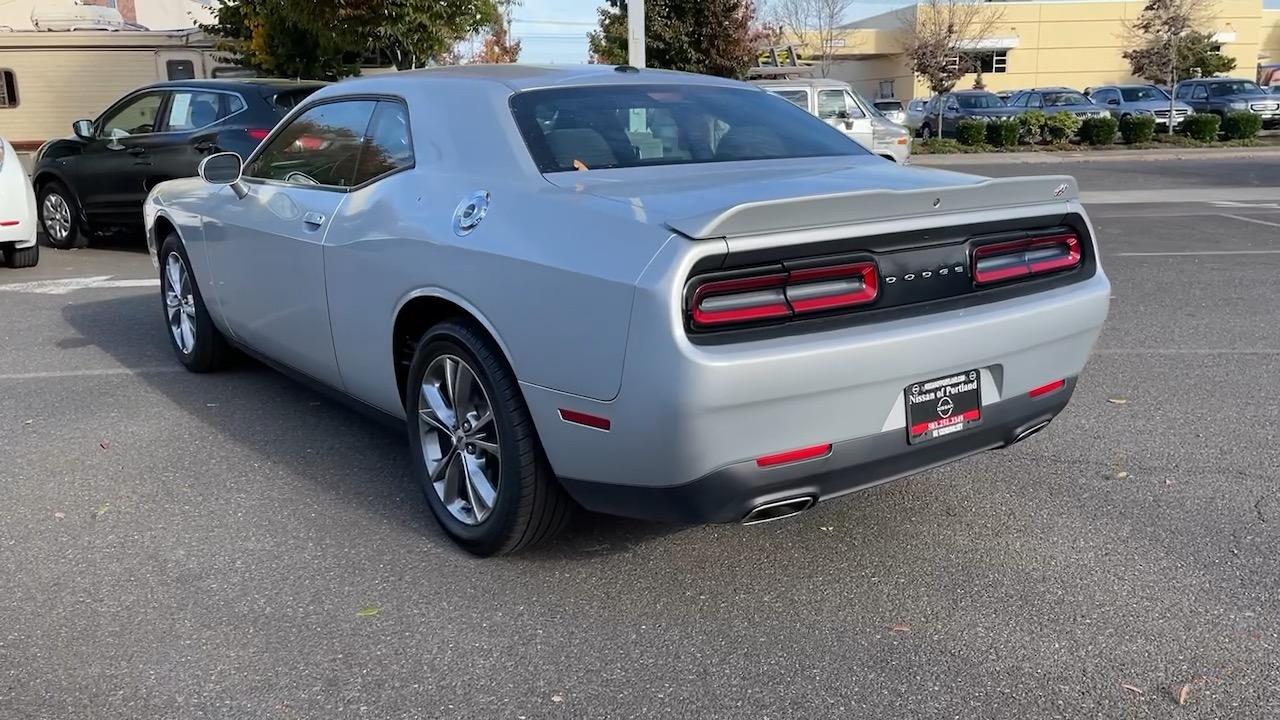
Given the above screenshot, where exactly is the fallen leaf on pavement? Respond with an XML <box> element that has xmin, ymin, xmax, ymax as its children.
<box><xmin>551</xmin><ymin>695</ymin><xmax>564</xmax><ymax>703</ymax></box>
<box><xmin>1116</xmin><ymin>471</ymin><xmax>1130</xmax><ymax>479</ymax></box>
<box><xmin>1107</xmin><ymin>397</ymin><xmax>1129</xmax><ymax>405</ymax></box>
<box><xmin>356</xmin><ymin>605</ymin><xmax>380</xmax><ymax>617</ymax></box>
<box><xmin>53</xmin><ymin>512</ymin><xmax>65</xmax><ymax>520</ymax></box>
<box><xmin>1122</xmin><ymin>684</ymin><xmax>1143</xmax><ymax>694</ymax></box>
<box><xmin>1177</xmin><ymin>684</ymin><xmax>1190</xmax><ymax>705</ymax></box>
<box><xmin>99</xmin><ymin>440</ymin><xmax>110</xmax><ymax>450</ymax></box>
<box><xmin>819</xmin><ymin>526</ymin><xmax>833</xmax><ymax>532</ymax></box>
<box><xmin>890</xmin><ymin>624</ymin><xmax>910</xmax><ymax>633</ymax></box>
<box><xmin>91</xmin><ymin>505</ymin><xmax>110</xmax><ymax>519</ymax></box>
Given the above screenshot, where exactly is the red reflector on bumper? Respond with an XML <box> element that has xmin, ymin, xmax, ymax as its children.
<box><xmin>0</xmin><ymin>220</ymin><xmax>18</xmax><ymax>227</ymax></box>
<box><xmin>558</xmin><ymin>408</ymin><xmax>611</xmax><ymax>431</ymax></box>
<box><xmin>756</xmin><ymin>443</ymin><xmax>832</xmax><ymax>468</ymax></box>
<box><xmin>1028</xmin><ymin>379</ymin><xmax>1066</xmax><ymax>398</ymax></box>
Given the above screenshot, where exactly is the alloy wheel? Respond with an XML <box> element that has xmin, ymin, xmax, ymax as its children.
<box><xmin>41</xmin><ymin>192</ymin><xmax>72</xmax><ymax>243</ymax></box>
<box><xmin>417</xmin><ymin>354</ymin><xmax>501</xmax><ymax>526</ymax></box>
<box><xmin>164</xmin><ymin>252</ymin><xmax>197</xmax><ymax>355</ymax></box>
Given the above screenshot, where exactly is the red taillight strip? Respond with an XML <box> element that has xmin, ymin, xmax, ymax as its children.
<box><xmin>756</xmin><ymin>443</ymin><xmax>832</xmax><ymax>468</ymax></box>
<box><xmin>690</xmin><ymin>262</ymin><xmax>879</xmax><ymax>329</ymax></box>
<box><xmin>972</xmin><ymin>234</ymin><xmax>1082</xmax><ymax>285</ymax></box>
<box><xmin>558</xmin><ymin>408</ymin><xmax>611</xmax><ymax>431</ymax></box>
<box><xmin>0</xmin><ymin>220</ymin><xmax>18</xmax><ymax>227</ymax></box>
<box><xmin>1028</xmin><ymin>378</ymin><xmax>1066</xmax><ymax>399</ymax></box>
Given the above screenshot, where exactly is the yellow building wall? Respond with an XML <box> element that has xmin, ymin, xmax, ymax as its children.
<box><xmin>825</xmin><ymin>0</ymin><xmax>1267</xmax><ymax>101</ymax></box>
<box><xmin>1261</xmin><ymin>9</ymin><xmax>1280</xmax><ymax>83</ymax></box>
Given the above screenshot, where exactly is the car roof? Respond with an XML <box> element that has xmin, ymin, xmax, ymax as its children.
<box><xmin>751</xmin><ymin>77</ymin><xmax>850</xmax><ymax>89</ymax></box>
<box><xmin>328</xmin><ymin>63</ymin><xmax>748</xmax><ymax>94</ymax></box>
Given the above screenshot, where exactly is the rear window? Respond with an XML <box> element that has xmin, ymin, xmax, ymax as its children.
<box><xmin>509</xmin><ymin>84</ymin><xmax>872</xmax><ymax>173</ymax></box>
<box><xmin>874</xmin><ymin>100</ymin><xmax>903</xmax><ymax>112</ymax></box>
<box><xmin>271</xmin><ymin>87</ymin><xmax>324</xmax><ymax>113</ymax></box>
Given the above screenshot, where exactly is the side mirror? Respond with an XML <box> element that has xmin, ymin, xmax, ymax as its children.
<box><xmin>72</xmin><ymin>119</ymin><xmax>94</xmax><ymax>140</ymax></box>
<box><xmin>197</xmin><ymin>151</ymin><xmax>249</xmax><ymax>199</ymax></box>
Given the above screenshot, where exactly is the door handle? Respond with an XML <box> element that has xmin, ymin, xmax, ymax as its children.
<box><xmin>194</xmin><ymin>140</ymin><xmax>215</xmax><ymax>152</ymax></box>
<box><xmin>127</xmin><ymin>146</ymin><xmax>147</xmax><ymax>156</ymax></box>
<box><xmin>303</xmin><ymin>212</ymin><xmax>326</xmax><ymax>227</ymax></box>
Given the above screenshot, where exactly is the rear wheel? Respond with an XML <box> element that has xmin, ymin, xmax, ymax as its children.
<box><xmin>920</xmin><ymin>123</ymin><xmax>933</xmax><ymax>141</ymax></box>
<box><xmin>3</xmin><ymin>243</ymin><xmax>38</xmax><ymax>268</ymax></box>
<box><xmin>405</xmin><ymin>319</ymin><xmax>573</xmax><ymax>557</ymax></box>
<box><xmin>158</xmin><ymin>232</ymin><xmax>230</xmax><ymax>372</ymax></box>
<box><xmin>37</xmin><ymin>180</ymin><xmax>89</xmax><ymax>250</ymax></box>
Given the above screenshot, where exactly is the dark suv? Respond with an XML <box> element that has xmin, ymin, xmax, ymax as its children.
<box><xmin>30</xmin><ymin>78</ymin><xmax>328</xmax><ymax>249</ymax></box>
<box><xmin>1173</xmin><ymin>77</ymin><xmax>1280</xmax><ymax>129</ymax></box>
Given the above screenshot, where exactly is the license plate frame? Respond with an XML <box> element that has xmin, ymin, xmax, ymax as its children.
<box><xmin>905</xmin><ymin>369</ymin><xmax>982</xmax><ymax>445</ymax></box>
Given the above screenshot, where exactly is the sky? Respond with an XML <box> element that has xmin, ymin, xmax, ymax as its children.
<box><xmin>510</xmin><ymin>0</ymin><xmax>907</xmax><ymax>64</ymax></box>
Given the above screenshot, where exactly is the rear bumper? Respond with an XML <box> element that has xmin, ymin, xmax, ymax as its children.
<box><xmin>560</xmin><ymin>376</ymin><xmax>1076</xmax><ymax>525</ymax></box>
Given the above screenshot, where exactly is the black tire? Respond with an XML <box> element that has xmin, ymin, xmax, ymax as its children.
<box><xmin>3</xmin><ymin>243</ymin><xmax>39</xmax><ymax>268</ymax></box>
<box><xmin>158</xmin><ymin>232</ymin><xmax>230</xmax><ymax>373</ymax></box>
<box><xmin>920</xmin><ymin>123</ymin><xmax>933</xmax><ymax>141</ymax></box>
<box><xmin>404</xmin><ymin>319</ymin><xmax>573</xmax><ymax>557</ymax></box>
<box><xmin>36</xmin><ymin>180</ymin><xmax>89</xmax><ymax>250</ymax></box>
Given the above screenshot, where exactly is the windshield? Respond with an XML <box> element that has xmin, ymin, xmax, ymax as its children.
<box><xmin>955</xmin><ymin>93</ymin><xmax>1006</xmax><ymax>109</ymax></box>
<box><xmin>1119</xmin><ymin>86</ymin><xmax>1170</xmax><ymax>102</ymax></box>
<box><xmin>1043</xmin><ymin>91</ymin><xmax>1090</xmax><ymax>107</ymax></box>
<box><xmin>509</xmin><ymin>84</ymin><xmax>873</xmax><ymax>173</ymax></box>
<box><xmin>1209</xmin><ymin>81</ymin><xmax>1265</xmax><ymax>96</ymax></box>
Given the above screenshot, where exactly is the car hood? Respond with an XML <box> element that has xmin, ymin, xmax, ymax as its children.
<box><xmin>1219</xmin><ymin>93</ymin><xmax>1276</xmax><ymax>102</ymax></box>
<box><xmin>1128</xmin><ymin>99</ymin><xmax>1191</xmax><ymax>110</ymax></box>
<box><xmin>961</xmin><ymin>107</ymin><xmax>1021</xmax><ymax>118</ymax></box>
<box><xmin>541</xmin><ymin>157</ymin><xmax>1078</xmax><ymax>240</ymax></box>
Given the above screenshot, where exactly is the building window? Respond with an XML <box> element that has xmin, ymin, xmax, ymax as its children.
<box><xmin>946</xmin><ymin>50</ymin><xmax>1008</xmax><ymax>74</ymax></box>
<box><xmin>879</xmin><ymin>80</ymin><xmax>895</xmax><ymax>98</ymax></box>
<box><xmin>0</xmin><ymin>69</ymin><xmax>17</xmax><ymax>109</ymax></box>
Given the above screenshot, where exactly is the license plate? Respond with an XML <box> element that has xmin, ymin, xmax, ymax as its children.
<box><xmin>905</xmin><ymin>370</ymin><xmax>982</xmax><ymax>444</ymax></box>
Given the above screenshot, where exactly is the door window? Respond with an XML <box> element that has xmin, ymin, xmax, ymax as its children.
<box><xmin>98</xmin><ymin>91</ymin><xmax>165</xmax><ymax>138</ymax></box>
<box><xmin>816</xmin><ymin>89</ymin><xmax>851</xmax><ymax>119</ymax></box>
<box><xmin>244</xmin><ymin>100</ymin><xmax>378</xmax><ymax>188</ymax></box>
<box><xmin>164</xmin><ymin>90</ymin><xmax>232</xmax><ymax>131</ymax></box>
<box><xmin>350</xmin><ymin>100</ymin><xmax>415</xmax><ymax>186</ymax></box>
<box><xmin>841</xmin><ymin>91</ymin><xmax>868</xmax><ymax>118</ymax></box>
<box><xmin>1191</xmin><ymin>85</ymin><xmax>1208</xmax><ymax>100</ymax></box>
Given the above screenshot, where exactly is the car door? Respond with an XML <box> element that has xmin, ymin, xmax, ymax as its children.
<box><xmin>201</xmin><ymin>97</ymin><xmax>380</xmax><ymax>388</ymax></box>
<box><xmin>816</xmin><ymin>87</ymin><xmax>872</xmax><ymax>147</ymax></box>
<box><xmin>146</xmin><ymin>89</ymin><xmax>246</xmax><ymax>191</ymax></box>
<box><xmin>70</xmin><ymin>89</ymin><xmax>170</xmax><ymax>226</ymax></box>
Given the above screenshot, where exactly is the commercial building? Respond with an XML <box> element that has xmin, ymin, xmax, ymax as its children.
<box><xmin>814</xmin><ymin>0</ymin><xmax>1280</xmax><ymax>101</ymax></box>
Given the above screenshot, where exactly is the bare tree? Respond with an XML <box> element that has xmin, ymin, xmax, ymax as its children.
<box><xmin>766</xmin><ymin>0</ymin><xmax>859</xmax><ymax>77</ymax></box>
<box><xmin>1121</xmin><ymin>0</ymin><xmax>1235</xmax><ymax>85</ymax></box>
<box><xmin>895</xmin><ymin>0</ymin><xmax>1005</xmax><ymax>137</ymax></box>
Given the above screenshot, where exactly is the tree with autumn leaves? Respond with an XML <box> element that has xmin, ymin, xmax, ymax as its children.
<box><xmin>200</xmin><ymin>0</ymin><xmax>523</xmax><ymax>80</ymax></box>
<box><xmin>587</xmin><ymin>0</ymin><xmax>778</xmax><ymax>79</ymax></box>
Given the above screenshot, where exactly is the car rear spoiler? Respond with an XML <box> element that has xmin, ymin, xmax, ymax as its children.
<box><xmin>662</xmin><ymin>175</ymin><xmax>1081</xmax><ymax>241</ymax></box>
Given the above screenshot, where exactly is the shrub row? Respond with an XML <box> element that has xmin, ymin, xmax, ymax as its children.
<box><xmin>944</xmin><ymin>109</ymin><xmax>1264</xmax><ymax>148</ymax></box>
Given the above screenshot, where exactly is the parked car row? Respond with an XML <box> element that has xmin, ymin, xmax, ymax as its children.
<box><xmin>898</xmin><ymin>76</ymin><xmax>1279</xmax><ymax>139</ymax></box>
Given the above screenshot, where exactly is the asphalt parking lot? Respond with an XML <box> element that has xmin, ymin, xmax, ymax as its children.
<box><xmin>2</xmin><ymin>157</ymin><xmax>1278</xmax><ymax>719</ymax></box>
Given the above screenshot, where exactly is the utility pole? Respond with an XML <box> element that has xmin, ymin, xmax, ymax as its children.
<box><xmin>627</xmin><ymin>0</ymin><xmax>646</xmax><ymax>68</ymax></box>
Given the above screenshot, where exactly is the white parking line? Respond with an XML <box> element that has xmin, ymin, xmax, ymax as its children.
<box><xmin>0</xmin><ymin>367</ymin><xmax>185</xmax><ymax>381</ymax></box>
<box><xmin>1219</xmin><ymin>213</ymin><xmax>1280</xmax><ymax>229</ymax></box>
<box><xmin>0</xmin><ymin>276</ymin><xmax>159</xmax><ymax>295</ymax></box>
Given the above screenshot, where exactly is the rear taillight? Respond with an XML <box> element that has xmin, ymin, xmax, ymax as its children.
<box><xmin>689</xmin><ymin>261</ymin><xmax>879</xmax><ymax>330</ymax></box>
<box><xmin>971</xmin><ymin>233</ymin><xmax>1082</xmax><ymax>285</ymax></box>
<box><xmin>247</xmin><ymin>128</ymin><xmax>271</xmax><ymax>141</ymax></box>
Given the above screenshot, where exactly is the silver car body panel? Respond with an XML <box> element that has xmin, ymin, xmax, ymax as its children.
<box><xmin>144</xmin><ymin>64</ymin><xmax>1110</xmax><ymax>519</ymax></box>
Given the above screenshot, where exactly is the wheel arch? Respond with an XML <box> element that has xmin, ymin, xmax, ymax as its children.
<box><xmin>150</xmin><ymin>211</ymin><xmax>180</xmax><ymax>264</ymax></box>
<box><xmin>391</xmin><ymin>288</ymin><xmax>521</xmax><ymax>412</ymax></box>
<box><xmin>31</xmin><ymin>169</ymin><xmax>89</xmax><ymax>223</ymax></box>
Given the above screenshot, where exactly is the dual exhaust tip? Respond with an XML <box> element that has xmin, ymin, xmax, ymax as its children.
<box><xmin>741</xmin><ymin>420</ymin><xmax>1052</xmax><ymax>526</ymax></box>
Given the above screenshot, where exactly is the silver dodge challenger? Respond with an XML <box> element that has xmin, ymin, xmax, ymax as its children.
<box><xmin>143</xmin><ymin>64</ymin><xmax>1111</xmax><ymax>557</ymax></box>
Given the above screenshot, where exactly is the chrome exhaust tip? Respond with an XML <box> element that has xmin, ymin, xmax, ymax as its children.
<box><xmin>741</xmin><ymin>496</ymin><xmax>816</xmax><ymax>525</ymax></box>
<box><xmin>1011</xmin><ymin>420</ymin><xmax>1051</xmax><ymax>445</ymax></box>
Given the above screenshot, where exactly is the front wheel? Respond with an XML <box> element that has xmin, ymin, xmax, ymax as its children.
<box><xmin>405</xmin><ymin>319</ymin><xmax>573</xmax><ymax>557</ymax></box>
<box><xmin>158</xmin><ymin>232</ymin><xmax>230</xmax><ymax>372</ymax></box>
<box><xmin>37</xmin><ymin>181</ymin><xmax>88</xmax><ymax>250</ymax></box>
<box><xmin>920</xmin><ymin>123</ymin><xmax>933</xmax><ymax>141</ymax></box>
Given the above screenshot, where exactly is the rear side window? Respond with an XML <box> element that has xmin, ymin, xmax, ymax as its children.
<box><xmin>767</xmin><ymin>89</ymin><xmax>809</xmax><ymax>109</ymax></box>
<box><xmin>272</xmin><ymin>87</ymin><xmax>324</xmax><ymax>113</ymax></box>
<box><xmin>509</xmin><ymin>84</ymin><xmax>872</xmax><ymax>174</ymax></box>
<box><xmin>164</xmin><ymin>90</ymin><xmax>237</xmax><ymax>131</ymax></box>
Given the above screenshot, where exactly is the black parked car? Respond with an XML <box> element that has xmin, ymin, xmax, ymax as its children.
<box><xmin>1173</xmin><ymin>77</ymin><xmax>1280</xmax><ymax>129</ymax></box>
<box><xmin>30</xmin><ymin>78</ymin><xmax>329</xmax><ymax>249</ymax></box>
<box><xmin>917</xmin><ymin>90</ymin><xmax>1021</xmax><ymax>140</ymax></box>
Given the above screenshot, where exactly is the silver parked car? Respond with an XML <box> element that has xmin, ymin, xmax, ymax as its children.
<box><xmin>143</xmin><ymin>64</ymin><xmax>1111</xmax><ymax>556</ymax></box>
<box><xmin>1085</xmin><ymin>84</ymin><xmax>1193</xmax><ymax>129</ymax></box>
<box><xmin>752</xmin><ymin>77</ymin><xmax>912</xmax><ymax>164</ymax></box>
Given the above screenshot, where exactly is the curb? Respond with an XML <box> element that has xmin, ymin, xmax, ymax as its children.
<box><xmin>910</xmin><ymin>145</ymin><xmax>1280</xmax><ymax>165</ymax></box>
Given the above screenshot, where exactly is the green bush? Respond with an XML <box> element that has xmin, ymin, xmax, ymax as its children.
<box><xmin>1182</xmin><ymin>112</ymin><xmax>1221</xmax><ymax>141</ymax></box>
<box><xmin>1018</xmin><ymin>109</ymin><xmax>1048</xmax><ymax>142</ymax></box>
<box><xmin>915</xmin><ymin>138</ymin><xmax>964</xmax><ymax>154</ymax></box>
<box><xmin>985</xmin><ymin>118</ymin><xmax>1021</xmax><ymax>147</ymax></box>
<box><xmin>1078</xmin><ymin>116</ymin><xmax>1119</xmax><ymax>145</ymax></box>
<box><xmin>956</xmin><ymin>119</ymin><xmax>988</xmax><ymax>146</ymax></box>
<box><xmin>1221</xmin><ymin>110</ymin><xmax>1262</xmax><ymax>140</ymax></box>
<box><xmin>1119</xmin><ymin>114</ymin><xmax>1157</xmax><ymax>144</ymax></box>
<box><xmin>1044</xmin><ymin>111</ymin><xmax>1083</xmax><ymax>143</ymax></box>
